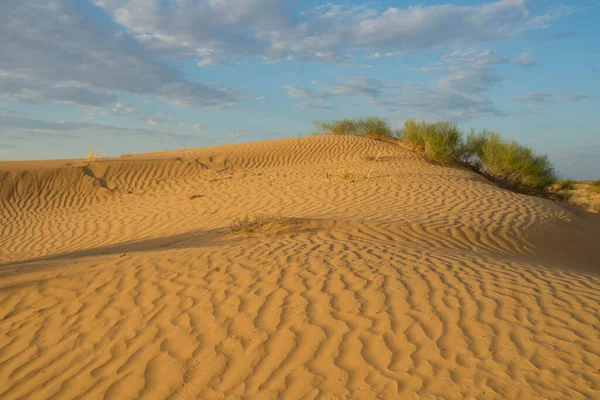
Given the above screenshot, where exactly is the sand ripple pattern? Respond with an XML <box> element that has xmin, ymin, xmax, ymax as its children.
<box><xmin>1</xmin><ymin>136</ymin><xmax>599</xmax><ymax>399</ymax></box>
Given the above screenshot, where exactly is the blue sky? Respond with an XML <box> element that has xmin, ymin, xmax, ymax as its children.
<box><xmin>1</xmin><ymin>0</ymin><xmax>598</xmax><ymax>179</ymax></box>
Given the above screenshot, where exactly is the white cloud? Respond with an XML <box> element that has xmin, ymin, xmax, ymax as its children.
<box><xmin>545</xmin><ymin>32</ymin><xmax>576</xmax><ymax>40</ymax></box>
<box><xmin>514</xmin><ymin>53</ymin><xmax>537</xmax><ymax>67</ymax></box>
<box><xmin>558</xmin><ymin>93</ymin><xmax>588</xmax><ymax>102</ymax></box>
<box><xmin>246</xmin><ymin>95</ymin><xmax>268</xmax><ymax>101</ymax></box>
<box><xmin>0</xmin><ymin>0</ymin><xmax>240</xmax><ymax>109</ymax></box>
<box><xmin>93</xmin><ymin>0</ymin><xmax>567</xmax><ymax>64</ymax></box>
<box><xmin>438</xmin><ymin>67</ymin><xmax>502</xmax><ymax>94</ymax></box>
<box><xmin>192</xmin><ymin>123</ymin><xmax>205</xmax><ymax>131</ymax></box>
<box><xmin>0</xmin><ymin>72</ymin><xmax>118</xmax><ymax>107</ymax></box>
<box><xmin>285</xmin><ymin>48</ymin><xmax>510</xmax><ymax>121</ymax></box>
<box><xmin>0</xmin><ymin>0</ymin><xmax>577</xmax><ymax>145</ymax></box>
<box><xmin>296</xmin><ymin>102</ymin><xmax>334</xmax><ymax>110</ymax></box>
<box><xmin>284</xmin><ymin>85</ymin><xmax>330</xmax><ymax>100</ymax></box>
<box><xmin>197</xmin><ymin>58</ymin><xmax>217</xmax><ymax>68</ymax></box>
<box><xmin>512</xmin><ymin>92</ymin><xmax>589</xmax><ymax>103</ymax></box>
<box><xmin>340</xmin><ymin>64</ymin><xmax>373</xmax><ymax>70</ymax></box>
<box><xmin>100</xmin><ymin>102</ymin><xmax>138</xmax><ymax>117</ymax></box>
<box><xmin>0</xmin><ymin>114</ymin><xmax>195</xmax><ymax>143</ymax></box>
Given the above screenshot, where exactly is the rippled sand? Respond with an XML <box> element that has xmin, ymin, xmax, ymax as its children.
<box><xmin>1</xmin><ymin>136</ymin><xmax>599</xmax><ymax>399</ymax></box>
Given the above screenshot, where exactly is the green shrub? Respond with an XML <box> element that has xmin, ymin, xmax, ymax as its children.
<box><xmin>361</xmin><ymin>117</ymin><xmax>393</xmax><ymax>137</ymax></box>
<box><xmin>557</xmin><ymin>180</ymin><xmax>576</xmax><ymax>190</ymax></box>
<box><xmin>555</xmin><ymin>191</ymin><xmax>573</xmax><ymax>201</ymax></box>
<box><xmin>399</xmin><ymin>120</ymin><xmax>556</xmax><ymax>191</ymax></box>
<box><xmin>430</xmin><ymin>121</ymin><xmax>463</xmax><ymax>160</ymax></box>
<box><xmin>460</xmin><ymin>130</ymin><xmax>494</xmax><ymax>167</ymax></box>
<box><xmin>590</xmin><ymin>180</ymin><xmax>600</xmax><ymax>188</ymax></box>
<box><xmin>313</xmin><ymin>118</ymin><xmax>359</xmax><ymax>136</ymax></box>
<box><xmin>401</xmin><ymin>119</ymin><xmax>427</xmax><ymax>148</ymax></box>
<box><xmin>424</xmin><ymin>135</ymin><xmax>454</xmax><ymax>164</ymax></box>
<box><xmin>315</xmin><ymin>117</ymin><xmax>558</xmax><ymax>193</ymax></box>
<box><xmin>476</xmin><ymin>133</ymin><xmax>556</xmax><ymax>191</ymax></box>
<box><xmin>401</xmin><ymin>120</ymin><xmax>463</xmax><ymax>164</ymax></box>
<box><xmin>312</xmin><ymin>117</ymin><xmax>393</xmax><ymax>137</ymax></box>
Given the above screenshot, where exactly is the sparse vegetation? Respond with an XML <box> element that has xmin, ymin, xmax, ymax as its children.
<box><xmin>85</xmin><ymin>147</ymin><xmax>103</xmax><ymax>164</ymax></box>
<box><xmin>313</xmin><ymin>117</ymin><xmax>394</xmax><ymax>138</ymax></box>
<box><xmin>399</xmin><ymin>120</ymin><xmax>557</xmax><ymax>192</ymax></box>
<box><xmin>230</xmin><ymin>213</ymin><xmax>286</xmax><ymax>236</ymax></box>
<box><xmin>400</xmin><ymin>120</ymin><xmax>462</xmax><ymax>164</ymax></box>
<box><xmin>554</xmin><ymin>210</ymin><xmax>573</xmax><ymax>223</ymax></box>
<box><xmin>365</xmin><ymin>151</ymin><xmax>384</xmax><ymax>162</ymax></box>
<box><xmin>557</xmin><ymin>180</ymin><xmax>576</xmax><ymax>191</ymax></box>
<box><xmin>326</xmin><ymin>167</ymin><xmax>373</xmax><ymax>183</ymax></box>
<box><xmin>463</xmin><ymin>131</ymin><xmax>556</xmax><ymax>192</ymax></box>
<box><xmin>551</xmin><ymin>181</ymin><xmax>600</xmax><ymax>213</ymax></box>
<box><xmin>310</xmin><ymin>117</ymin><xmax>600</xmax><ymax>210</ymax></box>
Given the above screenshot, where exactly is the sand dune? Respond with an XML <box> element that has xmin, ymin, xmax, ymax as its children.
<box><xmin>1</xmin><ymin>136</ymin><xmax>599</xmax><ymax>399</ymax></box>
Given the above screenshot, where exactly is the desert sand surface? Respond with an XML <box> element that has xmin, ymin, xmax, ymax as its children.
<box><xmin>1</xmin><ymin>135</ymin><xmax>599</xmax><ymax>399</ymax></box>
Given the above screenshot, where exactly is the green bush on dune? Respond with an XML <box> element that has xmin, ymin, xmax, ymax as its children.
<box><xmin>313</xmin><ymin>117</ymin><xmax>558</xmax><ymax>192</ymax></box>
<box><xmin>467</xmin><ymin>132</ymin><xmax>556</xmax><ymax>191</ymax></box>
<box><xmin>400</xmin><ymin>120</ymin><xmax>556</xmax><ymax>192</ymax></box>
<box><xmin>313</xmin><ymin>117</ymin><xmax>393</xmax><ymax>137</ymax></box>
<box><xmin>400</xmin><ymin>120</ymin><xmax>462</xmax><ymax>164</ymax></box>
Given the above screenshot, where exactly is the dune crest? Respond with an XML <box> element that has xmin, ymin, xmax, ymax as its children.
<box><xmin>1</xmin><ymin>136</ymin><xmax>599</xmax><ymax>399</ymax></box>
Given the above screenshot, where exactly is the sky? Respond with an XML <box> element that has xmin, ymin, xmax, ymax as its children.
<box><xmin>1</xmin><ymin>0</ymin><xmax>599</xmax><ymax>179</ymax></box>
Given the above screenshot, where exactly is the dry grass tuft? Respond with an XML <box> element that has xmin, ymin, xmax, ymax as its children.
<box><xmin>365</xmin><ymin>151</ymin><xmax>384</xmax><ymax>162</ymax></box>
<box><xmin>327</xmin><ymin>167</ymin><xmax>373</xmax><ymax>183</ymax></box>
<box><xmin>554</xmin><ymin>210</ymin><xmax>573</xmax><ymax>223</ymax></box>
<box><xmin>557</xmin><ymin>180</ymin><xmax>576</xmax><ymax>191</ymax></box>
<box><xmin>85</xmin><ymin>147</ymin><xmax>103</xmax><ymax>164</ymax></box>
<box><xmin>551</xmin><ymin>180</ymin><xmax>600</xmax><ymax>213</ymax></box>
<box><xmin>230</xmin><ymin>213</ymin><xmax>286</xmax><ymax>236</ymax></box>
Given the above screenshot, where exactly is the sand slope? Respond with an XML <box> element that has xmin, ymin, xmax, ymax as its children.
<box><xmin>1</xmin><ymin>136</ymin><xmax>599</xmax><ymax>399</ymax></box>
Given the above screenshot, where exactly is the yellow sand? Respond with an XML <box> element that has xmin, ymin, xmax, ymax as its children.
<box><xmin>1</xmin><ymin>136</ymin><xmax>599</xmax><ymax>399</ymax></box>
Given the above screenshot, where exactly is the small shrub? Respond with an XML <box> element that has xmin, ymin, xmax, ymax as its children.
<box><xmin>85</xmin><ymin>147</ymin><xmax>103</xmax><ymax>164</ymax></box>
<box><xmin>460</xmin><ymin>130</ymin><xmax>494</xmax><ymax>167</ymax></box>
<box><xmin>327</xmin><ymin>167</ymin><xmax>373</xmax><ymax>183</ymax></box>
<box><xmin>315</xmin><ymin>117</ymin><xmax>559</xmax><ymax>194</ymax></box>
<box><xmin>313</xmin><ymin>118</ymin><xmax>358</xmax><ymax>136</ymax></box>
<box><xmin>424</xmin><ymin>136</ymin><xmax>454</xmax><ymax>165</ymax></box>
<box><xmin>557</xmin><ymin>180</ymin><xmax>576</xmax><ymax>191</ymax></box>
<box><xmin>400</xmin><ymin>119</ymin><xmax>427</xmax><ymax>148</ymax></box>
<box><xmin>554</xmin><ymin>191</ymin><xmax>573</xmax><ymax>201</ymax></box>
<box><xmin>361</xmin><ymin>117</ymin><xmax>393</xmax><ymax>137</ymax></box>
<box><xmin>230</xmin><ymin>213</ymin><xmax>285</xmax><ymax>236</ymax></box>
<box><xmin>590</xmin><ymin>180</ymin><xmax>600</xmax><ymax>188</ymax></box>
<box><xmin>401</xmin><ymin>120</ymin><xmax>463</xmax><ymax>164</ymax></box>
<box><xmin>478</xmin><ymin>134</ymin><xmax>556</xmax><ymax>191</ymax></box>
<box><xmin>313</xmin><ymin>117</ymin><xmax>393</xmax><ymax>137</ymax></box>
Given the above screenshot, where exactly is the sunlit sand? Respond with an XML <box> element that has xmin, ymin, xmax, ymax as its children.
<box><xmin>1</xmin><ymin>136</ymin><xmax>599</xmax><ymax>399</ymax></box>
